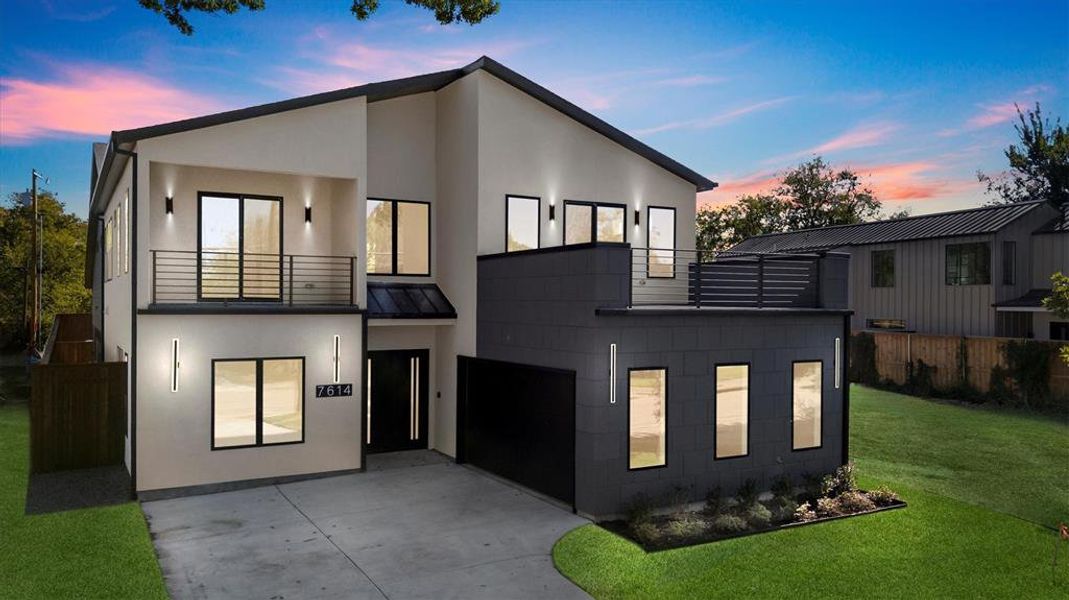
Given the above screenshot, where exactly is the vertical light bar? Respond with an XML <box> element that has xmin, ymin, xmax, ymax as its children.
<box><xmin>414</xmin><ymin>357</ymin><xmax>421</xmax><ymax>439</ymax></box>
<box><xmin>170</xmin><ymin>338</ymin><xmax>180</xmax><ymax>393</ymax></box>
<box><xmin>332</xmin><ymin>335</ymin><xmax>341</xmax><ymax>384</ymax></box>
<box><xmin>366</xmin><ymin>358</ymin><xmax>372</xmax><ymax>444</ymax></box>
<box><xmin>611</xmin><ymin>342</ymin><xmax>620</xmax><ymax>402</ymax></box>
<box><xmin>834</xmin><ymin>337</ymin><xmax>842</xmax><ymax>389</ymax></box>
<box><xmin>409</xmin><ymin>358</ymin><xmax>416</xmax><ymax>440</ymax></box>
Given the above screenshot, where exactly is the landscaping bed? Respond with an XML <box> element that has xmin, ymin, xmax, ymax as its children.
<box><xmin>603</xmin><ymin>462</ymin><xmax>905</xmax><ymax>552</ymax></box>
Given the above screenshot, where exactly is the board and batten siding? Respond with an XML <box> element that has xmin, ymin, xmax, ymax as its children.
<box><xmin>1030</xmin><ymin>231</ymin><xmax>1069</xmax><ymax>288</ymax></box>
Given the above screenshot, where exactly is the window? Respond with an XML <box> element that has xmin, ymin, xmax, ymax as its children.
<box><xmin>564</xmin><ymin>201</ymin><xmax>625</xmax><ymax>245</ymax></box>
<box><xmin>714</xmin><ymin>364</ymin><xmax>749</xmax><ymax>458</ymax></box>
<box><xmin>1002</xmin><ymin>241</ymin><xmax>1015</xmax><ymax>285</ymax></box>
<box><xmin>213</xmin><ymin>357</ymin><xmax>304</xmax><ymax>449</ymax></box>
<box><xmin>628</xmin><ymin>368</ymin><xmax>666</xmax><ymax>469</ymax></box>
<box><xmin>866</xmin><ymin>318</ymin><xmax>906</xmax><ymax>330</ymax></box>
<box><xmin>104</xmin><ymin>216</ymin><xmax>113</xmax><ymax>281</ymax></box>
<box><xmin>366</xmin><ymin>199</ymin><xmax>430</xmax><ymax>275</ymax></box>
<box><xmin>871</xmin><ymin>249</ymin><xmax>894</xmax><ymax>288</ymax></box>
<box><xmin>506</xmin><ymin>195</ymin><xmax>540</xmax><ymax>252</ymax></box>
<box><xmin>199</xmin><ymin>193</ymin><xmax>282</xmax><ymax>300</ymax></box>
<box><xmin>114</xmin><ymin>201</ymin><xmax>122</xmax><ymax>278</ymax></box>
<box><xmin>123</xmin><ymin>189</ymin><xmax>130</xmax><ymax>274</ymax></box>
<box><xmin>792</xmin><ymin>361</ymin><xmax>822</xmax><ymax>450</ymax></box>
<box><xmin>647</xmin><ymin>206</ymin><xmax>676</xmax><ymax>278</ymax></box>
<box><xmin>1051</xmin><ymin>322</ymin><xmax>1069</xmax><ymax>341</ymax></box>
<box><xmin>945</xmin><ymin>242</ymin><xmax>990</xmax><ymax>285</ymax></box>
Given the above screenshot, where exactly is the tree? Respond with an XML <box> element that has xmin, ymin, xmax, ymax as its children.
<box><xmin>0</xmin><ymin>191</ymin><xmax>91</xmax><ymax>350</ymax></box>
<box><xmin>977</xmin><ymin>102</ymin><xmax>1068</xmax><ymax>207</ymax></box>
<box><xmin>1043</xmin><ymin>272</ymin><xmax>1069</xmax><ymax>365</ymax></box>
<box><xmin>697</xmin><ymin>156</ymin><xmax>885</xmax><ymax>252</ymax></box>
<box><xmin>139</xmin><ymin>0</ymin><xmax>500</xmax><ymax>35</ymax></box>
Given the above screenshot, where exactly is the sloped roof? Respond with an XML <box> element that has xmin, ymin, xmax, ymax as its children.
<box><xmin>730</xmin><ymin>201</ymin><xmax>1048</xmax><ymax>253</ymax></box>
<box><xmin>1034</xmin><ymin>203</ymin><xmax>1069</xmax><ymax>233</ymax></box>
<box><xmin>366</xmin><ymin>282</ymin><xmax>456</xmax><ymax>319</ymax></box>
<box><xmin>993</xmin><ymin>288</ymin><xmax>1051</xmax><ymax>309</ymax></box>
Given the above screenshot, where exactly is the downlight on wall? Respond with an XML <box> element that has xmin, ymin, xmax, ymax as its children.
<box><xmin>170</xmin><ymin>338</ymin><xmax>180</xmax><ymax>393</ymax></box>
<box><xmin>165</xmin><ymin>196</ymin><xmax>174</xmax><ymax>215</ymax></box>
<box><xmin>305</xmin><ymin>205</ymin><xmax>312</xmax><ymax>224</ymax></box>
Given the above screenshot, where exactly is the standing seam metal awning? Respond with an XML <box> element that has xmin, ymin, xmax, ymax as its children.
<box><xmin>366</xmin><ymin>282</ymin><xmax>457</xmax><ymax>319</ymax></box>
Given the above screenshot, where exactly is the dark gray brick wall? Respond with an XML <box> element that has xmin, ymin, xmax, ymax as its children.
<box><xmin>477</xmin><ymin>244</ymin><xmax>850</xmax><ymax>519</ymax></box>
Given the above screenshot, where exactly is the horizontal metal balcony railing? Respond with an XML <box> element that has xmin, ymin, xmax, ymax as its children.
<box><xmin>630</xmin><ymin>248</ymin><xmax>825</xmax><ymax>308</ymax></box>
<box><xmin>151</xmin><ymin>250</ymin><xmax>357</xmax><ymax>306</ymax></box>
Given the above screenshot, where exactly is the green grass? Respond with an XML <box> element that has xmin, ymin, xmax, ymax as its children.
<box><xmin>0</xmin><ymin>405</ymin><xmax>168</xmax><ymax>599</ymax></box>
<box><xmin>554</xmin><ymin>385</ymin><xmax>1069</xmax><ymax>598</ymax></box>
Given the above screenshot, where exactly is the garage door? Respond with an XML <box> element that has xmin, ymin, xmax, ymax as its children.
<box><xmin>456</xmin><ymin>356</ymin><xmax>575</xmax><ymax>507</ymax></box>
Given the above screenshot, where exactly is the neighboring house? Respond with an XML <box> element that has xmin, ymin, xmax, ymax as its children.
<box><xmin>731</xmin><ymin>201</ymin><xmax>1069</xmax><ymax>341</ymax></box>
<box><xmin>86</xmin><ymin>56</ymin><xmax>851</xmax><ymax>519</ymax></box>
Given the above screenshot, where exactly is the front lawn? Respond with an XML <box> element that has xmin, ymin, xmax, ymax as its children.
<box><xmin>553</xmin><ymin>385</ymin><xmax>1069</xmax><ymax>598</ymax></box>
<box><xmin>0</xmin><ymin>405</ymin><xmax>167</xmax><ymax>599</ymax></box>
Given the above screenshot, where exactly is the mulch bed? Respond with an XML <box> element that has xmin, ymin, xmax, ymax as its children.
<box><xmin>25</xmin><ymin>465</ymin><xmax>133</xmax><ymax>515</ymax></box>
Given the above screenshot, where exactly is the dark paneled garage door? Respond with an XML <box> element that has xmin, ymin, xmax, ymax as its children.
<box><xmin>457</xmin><ymin>356</ymin><xmax>575</xmax><ymax>507</ymax></box>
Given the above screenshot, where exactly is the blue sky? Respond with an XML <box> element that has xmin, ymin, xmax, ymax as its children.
<box><xmin>1</xmin><ymin>0</ymin><xmax>1066</xmax><ymax>217</ymax></box>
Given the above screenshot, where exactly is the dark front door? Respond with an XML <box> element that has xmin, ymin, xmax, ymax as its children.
<box><xmin>367</xmin><ymin>349</ymin><xmax>429</xmax><ymax>454</ymax></box>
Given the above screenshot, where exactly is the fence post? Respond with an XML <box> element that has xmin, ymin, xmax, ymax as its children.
<box><xmin>288</xmin><ymin>255</ymin><xmax>294</xmax><ymax>306</ymax></box>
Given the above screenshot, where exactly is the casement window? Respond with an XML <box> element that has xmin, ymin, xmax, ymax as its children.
<box><xmin>628</xmin><ymin>368</ymin><xmax>666</xmax><ymax>469</ymax></box>
<box><xmin>563</xmin><ymin>200</ymin><xmax>626</xmax><ymax>245</ymax></box>
<box><xmin>213</xmin><ymin>357</ymin><xmax>304</xmax><ymax>449</ymax></box>
<box><xmin>1002</xmin><ymin>241</ymin><xmax>1015</xmax><ymax>285</ymax></box>
<box><xmin>199</xmin><ymin>193</ymin><xmax>282</xmax><ymax>300</ymax></box>
<box><xmin>366</xmin><ymin>198</ymin><xmax>431</xmax><ymax>275</ymax></box>
<box><xmin>945</xmin><ymin>242</ymin><xmax>990</xmax><ymax>285</ymax></box>
<box><xmin>647</xmin><ymin>206</ymin><xmax>676</xmax><ymax>278</ymax></box>
<box><xmin>870</xmin><ymin>249</ymin><xmax>894</xmax><ymax>288</ymax></box>
<box><xmin>714</xmin><ymin>364</ymin><xmax>749</xmax><ymax>459</ymax></box>
<box><xmin>104</xmin><ymin>216</ymin><xmax>113</xmax><ymax>281</ymax></box>
<box><xmin>792</xmin><ymin>361</ymin><xmax>823</xmax><ymax>450</ymax></box>
<box><xmin>506</xmin><ymin>195</ymin><xmax>540</xmax><ymax>252</ymax></box>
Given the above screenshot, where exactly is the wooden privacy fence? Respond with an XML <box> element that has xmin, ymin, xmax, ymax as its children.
<box><xmin>862</xmin><ymin>331</ymin><xmax>1069</xmax><ymax>397</ymax></box>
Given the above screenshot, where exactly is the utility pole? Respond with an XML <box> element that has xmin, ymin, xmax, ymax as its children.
<box><xmin>26</xmin><ymin>169</ymin><xmax>48</xmax><ymax>361</ymax></box>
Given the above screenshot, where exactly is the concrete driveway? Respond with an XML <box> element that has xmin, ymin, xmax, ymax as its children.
<box><xmin>142</xmin><ymin>452</ymin><xmax>589</xmax><ymax>599</ymax></box>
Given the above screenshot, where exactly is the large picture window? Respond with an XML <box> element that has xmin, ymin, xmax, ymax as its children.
<box><xmin>213</xmin><ymin>357</ymin><xmax>304</xmax><ymax>449</ymax></box>
<box><xmin>715</xmin><ymin>364</ymin><xmax>749</xmax><ymax>459</ymax></box>
<box><xmin>198</xmin><ymin>193</ymin><xmax>282</xmax><ymax>301</ymax></box>
<box><xmin>871</xmin><ymin>249</ymin><xmax>894</xmax><ymax>288</ymax></box>
<box><xmin>647</xmin><ymin>206</ymin><xmax>676</xmax><ymax>278</ymax></box>
<box><xmin>506</xmin><ymin>195</ymin><xmax>540</xmax><ymax>252</ymax></box>
<box><xmin>792</xmin><ymin>361</ymin><xmax>822</xmax><ymax>450</ymax></box>
<box><xmin>628</xmin><ymin>368</ymin><xmax>666</xmax><ymax>469</ymax></box>
<box><xmin>367</xmin><ymin>199</ymin><xmax>430</xmax><ymax>275</ymax></box>
<box><xmin>564</xmin><ymin>200</ymin><xmax>625</xmax><ymax>245</ymax></box>
<box><xmin>945</xmin><ymin>242</ymin><xmax>990</xmax><ymax>285</ymax></box>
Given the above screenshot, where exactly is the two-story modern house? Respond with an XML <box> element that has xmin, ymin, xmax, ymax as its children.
<box><xmin>86</xmin><ymin>57</ymin><xmax>852</xmax><ymax>519</ymax></box>
<box><xmin>731</xmin><ymin>201</ymin><xmax>1068</xmax><ymax>340</ymax></box>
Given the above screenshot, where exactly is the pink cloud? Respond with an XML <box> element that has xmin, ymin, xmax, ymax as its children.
<box><xmin>943</xmin><ymin>84</ymin><xmax>1051</xmax><ymax>136</ymax></box>
<box><xmin>656</xmin><ymin>75</ymin><xmax>726</xmax><ymax>87</ymax></box>
<box><xmin>1</xmin><ymin>64</ymin><xmax>222</xmax><ymax>144</ymax></box>
<box><xmin>634</xmin><ymin>97</ymin><xmax>794</xmax><ymax>136</ymax></box>
<box><xmin>808</xmin><ymin>122</ymin><xmax>899</xmax><ymax>154</ymax></box>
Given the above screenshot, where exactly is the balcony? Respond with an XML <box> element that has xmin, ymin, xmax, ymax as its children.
<box><xmin>150</xmin><ymin>250</ymin><xmax>358</xmax><ymax>308</ymax></box>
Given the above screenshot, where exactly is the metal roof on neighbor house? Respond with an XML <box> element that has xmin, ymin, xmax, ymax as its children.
<box><xmin>366</xmin><ymin>282</ymin><xmax>457</xmax><ymax>319</ymax></box>
<box><xmin>730</xmin><ymin>200</ymin><xmax>1049</xmax><ymax>253</ymax></box>
<box><xmin>1034</xmin><ymin>203</ymin><xmax>1069</xmax><ymax>233</ymax></box>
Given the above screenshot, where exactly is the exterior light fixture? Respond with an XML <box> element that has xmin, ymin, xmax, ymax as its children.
<box><xmin>834</xmin><ymin>337</ymin><xmax>842</xmax><ymax>389</ymax></box>
<box><xmin>634</xmin><ymin>209</ymin><xmax>640</xmax><ymax>227</ymax></box>
<box><xmin>170</xmin><ymin>338</ymin><xmax>180</xmax><ymax>393</ymax></box>
<box><xmin>165</xmin><ymin>196</ymin><xmax>174</xmax><ymax>215</ymax></box>
<box><xmin>549</xmin><ymin>204</ymin><xmax>556</xmax><ymax>221</ymax></box>
<box><xmin>609</xmin><ymin>343</ymin><xmax>617</xmax><ymax>404</ymax></box>
<box><xmin>332</xmin><ymin>335</ymin><xmax>341</xmax><ymax>384</ymax></box>
<box><xmin>305</xmin><ymin>206</ymin><xmax>312</xmax><ymax>224</ymax></box>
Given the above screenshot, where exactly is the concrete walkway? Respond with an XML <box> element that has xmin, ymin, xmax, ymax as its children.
<box><xmin>142</xmin><ymin>452</ymin><xmax>590</xmax><ymax>599</ymax></box>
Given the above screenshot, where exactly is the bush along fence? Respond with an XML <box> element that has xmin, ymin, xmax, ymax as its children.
<box><xmin>850</xmin><ymin>331</ymin><xmax>1069</xmax><ymax>412</ymax></box>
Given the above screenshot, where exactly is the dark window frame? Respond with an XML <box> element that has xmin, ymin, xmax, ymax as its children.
<box><xmin>870</xmin><ymin>249</ymin><xmax>895</xmax><ymax>288</ymax></box>
<box><xmin>366</xmin><ymin>197</ymin><xmax>432</xmax><ymax>277</ymax></box>
<box><xmin>1002</xmin><ymin>241</ymin><xmax>1016</xmax><ymax>285</ymax></box>
<box><xmin>211</xmin><ymin>356</ymin><xmax>306</xmax><ymax>451</ymax></box>
<box><xmin>563</xmin><ymin>200</ymin><xmax>628</xmax><ymax>246</ymax></box>
<box><xmin>713</xmin><ymin>362</ymin><xmax>751</xmax><ymax>460</ymax></box>
<box><xmin>646</xmin><ymin>205</ymin><xmax>677</xmax><ymax>279</ymax></box>
<box><xmin>1051</xmin><ymin>322</ymin><xmax>1069</xmax><ymax>341</ymax></box>
<box><xmin>504</xmin><ymin>194</ymin><xmax>541</xmax><ymax>253</ymax></box>
<box><xmin>197</xmin><ymin>191</ymin><xmax>285</xmax><ymax>302</ymax></box>
<box><xmin>626</xmin><ymin>366</ymin><xmax>669</xmax><ymax>472</ymax></box>
<box><xmin>790</xmin><ymin>359</ymin><xmax>824</xmax><ymax>452</ymax></box>
<box><xmin>945</xmin><ymin>242</ymin><xmax>991</xmax><ymax>286</ymax></box>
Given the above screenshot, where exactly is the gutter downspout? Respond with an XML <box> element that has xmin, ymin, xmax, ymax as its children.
<box><xmin>115</xmin><ymin>147</ymin><xmax>138</xmax><ymax>498</ymax></box>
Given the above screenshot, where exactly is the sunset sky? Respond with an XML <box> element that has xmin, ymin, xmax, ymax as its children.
<box><xmin>1</xmin><ymin>0</ymin><xmax>1066</xmax><ymax>217</ymax></box>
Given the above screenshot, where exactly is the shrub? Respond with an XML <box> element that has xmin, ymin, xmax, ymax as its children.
<box><xmin>794</xmin><ymin>502</ymin><xmax>817</xmax><ymax>522</ymax></box>
<box><xmin>907</xmin><ymin>359</ymin><xmax>935</xmax><ymax>397</ymax></box>
<box><xmin>988</xmin><ymin>365</ymin><xmax>1014</xmax><ymax>404</ymax></box>
<box><xmin>665</xmin><ymin>516</ymin><xmax>707</xmax><ymax>538</ymax></box>
<box><xmin>770</xmin><ymin>475</ymin><xmax>794</xmax><ymax>501</ymax></box>
<box><xmin>712</xmin><ymin>514</ymin><xmax>749</xmax><ymax>533</ymax></box>
<box><xmin>703</xmin><ymin>486</ymin><xmax>723</xmax><ymax>516</ymax></box>
<box><xmin>850</xmin><ymin>332</ymin><xmax>880</xmax><ymax>385</ymax></box>
<box><xmin>1002</xmin><ymin>340</ymin><xmax>1055</xmax><ymax>408</ymax></box>
<box><xmin>664</xmin><ymin>484</ymin><xmax>691</xmax><ymax>517</ymax></box>
<box><xmin>868</xmin><ymin>486</ymin><xmax>900</xmax><ymax>506</ymax></box>
<box><xmin>625</xmin><ymin>493</ymin><xmax>654</xmax><ymax>526</ymax></box>
<box><xmin>801</xmin><ymin>472</ymin><xmax>824</xmax><ymax>500</ymax></box>
<box><xmin>745</xmin><ymin>503</ymin><xmax>773</xmax><ymax>528</ymax></box>
<box><xmin>734</xmin><ymin>478</ymin><xmax>759</xmax><ymax>508</ymax></box>
<box><xmin>815</xmin><ymin>496</ymin><xmax>843</xmax><ymax>517</ymax></box>
<box><xmin>772</xmin><ymin>499</ymin><xmax>799</xmax><ymax>523</ymax></box>
<box><xmin>837</xmin><ymin>490</ymin><xmax>876</xmax><ymax>513</ymax></box>
<box><xmin>631</xmin><ymin>521</ymin><xmax>661</xmax><ymax>545</ymax></box>
<box><xmin>820</xmin><ymin>462</ymin><xmax>858</xmax><ymax>498</ymax></box>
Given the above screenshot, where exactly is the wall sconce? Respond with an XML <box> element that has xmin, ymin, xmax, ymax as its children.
<box><xmin>549</xmin><ymin>204</ymin><xmax>556</xmax><ymax>221</ymax></box>
<box><xmin>305</xmin><ymin>206</ymin><xmax>312</xmax><ymax>224</ymax></box>
<box><xmin>170</xmin><ymin>338</ymin><xmax>180</xmax><ymax>393</ymax></box>
<box><xmin>634</xmin><ymin>209</ymin><xmax>641</xmax><ymax>227</ymax></box>
<box><xmin>332</xmin><ymin>335</ymin><xmax>341</xmax><ymax>384</ymax></box>
<box><xmin>165</xmin><ymin>196</ymin><xmax>174</xmax><ymax>215</ymax></box>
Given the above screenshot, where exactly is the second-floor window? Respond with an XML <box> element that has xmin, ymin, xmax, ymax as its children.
<box><xmin>564</xmin><ymin>200</ymin><xmax>625</xmax><ymax>245</ymax></box>
<box><xmin>104</xmin><ymin>215</ymin><xmax>114</xmax><ymax>281</ymax></box>
<box><xmin>871</xmin><ymin>249</ymin><xmax>894</xmax><ymax>288</ymax></box>
<box><xmin>506</xmin><ymin>195</ymin><xmax>540</xmax><ymax>252</ymax></box>
<box><xmin>367</xmin><ymin>199</ymin><xmax>430</xmax><ymax>276</ymax></box>
<box><xmin>945</xmin><ymin>242</ymin><xmax>990</xmax><ymax>285</ymax></box>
